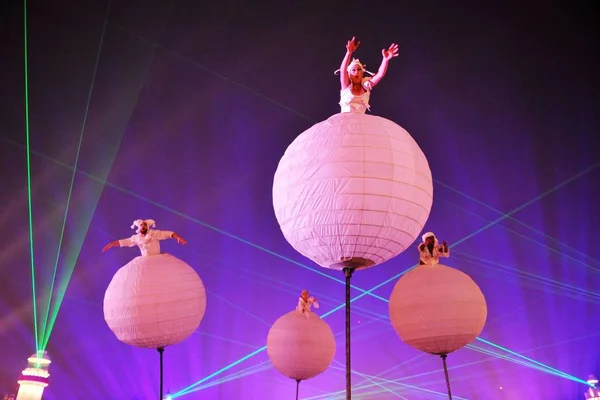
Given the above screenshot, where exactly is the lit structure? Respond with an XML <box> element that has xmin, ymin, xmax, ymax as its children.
<box><xmin>585</xmin><ymin>375</ymin><xmax>600</xmax><ymax>399</ymax></box>
<box><xmin>16</xmin><ymin>351</ymin><xmax>51</xmax><ymax>400</ymax></box>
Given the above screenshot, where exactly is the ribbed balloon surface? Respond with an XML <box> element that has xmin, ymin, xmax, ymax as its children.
<box><xmin>103</xmin><ymin>253</ymin><xmax>206</xmax><ymax>348</ymax></box>
<box><xmin>267</xmin><ymin>311</ymin><xmax>336</xmax><ymax>380</ymax></box>
<box><xmin>273</xmin><ymin>112</ymin><xmax>433</xmax><ymax>270</ymax></box>
<box><xmin>389</xmin><ymin>264</ymin><xmax>487</xmax><ymax>355</ymax></box>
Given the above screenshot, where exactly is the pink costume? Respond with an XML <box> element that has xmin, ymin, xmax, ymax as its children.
<box><xmin>418</xmin><ymin>232</ymin><xmax>450</xmax><ymax>266</ymax></box>
<box><xmin>118</xmin><ymin>219</ymin><xmax>174</xmax><ymax>256</ymax></box>
<box><xmin>336</xmin><ymin>59</ymin><xmax>375</xmax><ymax>114</ymax></box>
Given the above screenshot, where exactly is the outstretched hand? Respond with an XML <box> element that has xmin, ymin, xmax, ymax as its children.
<box><xmin>346</xmin><ymin>36</ymin><xmax>360</xmax><ymax>53</ymax></box>
<box><xmin>382</xmin><ymin>43</ymin><xmax>399</xmax><ymax>60</ymax></box>
<box><xmin>102</xmin><ymin>242</ymin><xmax>115</xmax><ymax>252</ymax></box>
<box><xmin>176</xmin><ymin>237</ymin><xmax>188</xmax><ymax>245</ymax></box>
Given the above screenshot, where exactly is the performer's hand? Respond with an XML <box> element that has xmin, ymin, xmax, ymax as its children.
<box><xmin>346</xmin><ymin>36</ymin><xmax>360</xmax><ymax>53</ymax></box>
<box><xmin>101</xmin><ymin>243</ymin><xmax>114</xmax><ymax>252</ymax></box>
<box><xmin>382</xmin><ymin>43</ymin><xmax>399</xmax><ymax>60</ymax></box>
<box><xmin>177</xmin><ymin>237</ymin><xmax>188</xmax><ymax>245</ymax></box>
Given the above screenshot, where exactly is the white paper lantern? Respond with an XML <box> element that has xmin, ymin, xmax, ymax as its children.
<box><xmin>389</xmin><ymin>264</ymin><xmax>487</xmax><ymax>355</ymax></box>
<box><xmin>273</xmin><ymin>112</ymin><xmax>433</xmax><ymax>271</ymax></box>
<box><xmin>267</xmin><ymin>311</ymin><xmax>336</xmax><ymax>380</ymax></box>
<box><xmin>103</xmin><ymin>253</ymin><xmax>206</xmax><ymax>348</ymax></box>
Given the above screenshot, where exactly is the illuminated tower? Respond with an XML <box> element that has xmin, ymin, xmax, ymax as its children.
<box><xmin>585</xmin><ymin>375</ymin><xmax>600</xmax><ymax>400</ymax></box>
<box><xmin>15</xmin><ymin>351</ymin><xmax>51</xmax><ymax>400</ymax></box>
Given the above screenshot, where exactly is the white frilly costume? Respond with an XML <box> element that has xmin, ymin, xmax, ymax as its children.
<box><xmin>119</xmin><ymin>219</ymin><xmax>174</xmax><ymax>257</ymax></box>
<box><xmin>418</xmin><ymin>232</ymin><xmax>450</xmax><ymax>266</ymax></box>
<box><xmin>335</xmin><ymin>58</ymin><xmax>375</xmax><ymax>114</ymax></box>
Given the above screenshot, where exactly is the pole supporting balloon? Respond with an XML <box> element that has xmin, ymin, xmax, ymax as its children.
<box><xmin>158</xmin><ymin>347</ymin><xmax>165</xmax><ymax>400</ymax></box>
<box><xmin>295</xmin><ymin>379</ymin><xmax>301</xmax><ymax>400</ymax></box>
<box><xmin>440</xmin><ymin>354</ymin><xmax>453</xmax><ymax>400</ymax></box>
<box><xmin>343</xmin><ymin>267</ymin><xmax>354</xmax><ymax>400</ymax></box>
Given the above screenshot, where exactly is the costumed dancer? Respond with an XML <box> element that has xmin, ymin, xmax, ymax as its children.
<box><xmin>585</xmin><ymin>375</ymin><xmax>600</xmax><ymax>399</ymax></box>
<box><xmin>335</xmin><ymin>36</ymin><xmax>399</xmax><ymax>114</ymax></box>
<box><xmin>102</xmin><ymin>219</ymin><xmax>187</xmax><ymax>256</ymax></box>
<box><xmin>418</xmin><ymin>232</ymin><xmax>450</xmax><ymax>266</ymax></box>
<box><xmin>296</xmin><ymin>290</ymin><xmax>319</xmax><ymax>318</ymax></box>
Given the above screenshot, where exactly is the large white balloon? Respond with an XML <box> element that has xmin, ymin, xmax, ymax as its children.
<box><xmin>273</xmin><ymin>112</ymin><xmax>433</xmax><ymax>270</ymax></box>
<box><xmin>389</xmin><ymin>264</ymin><xmax>487</xmax><ymax>355</ymax></box>
<box><xmin>267</xmin><ymin>311</ymin><xmax>336</xmax><ymax>381</ymax></box>
<box><xmin>103</xmin><ymin>253</ymin><xmax>206</xmax><ymax>348</ymax></box>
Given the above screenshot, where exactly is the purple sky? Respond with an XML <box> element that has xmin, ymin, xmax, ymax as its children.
<box><xmin>1</xmin><ymin>0</ymin><xmax>599</xmax><ymax>399</ymax></box>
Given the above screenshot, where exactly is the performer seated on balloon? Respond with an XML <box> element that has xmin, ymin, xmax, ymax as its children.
<box><xmin>335</xmin><ymin>36</ymin><xmax>399</xmax><ymax>114</ymax></box>
<box><xmin>418</xmin><ymin>232</ymin><xmax>450</xmax><ymax>266</ymax></box>
<box><xmin>101</xmin><ymin>219</ymin><xmax>187</xmax><ymax>256</ymax></box>
<box><xmin>296</xmin><ymin>290</ymin><xmax>319</xmax><ymax>317</ymax></box>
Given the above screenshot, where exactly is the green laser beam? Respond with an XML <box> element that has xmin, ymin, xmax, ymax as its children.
<box><xmin>40</xmin><ymin>0</ymin><xmax>112</xmax><ymax>351</ymax></box>
<box><xmin>23</xmin><ymin>0</ymin><xmax>39</xmax><ymax>354</ymax></box>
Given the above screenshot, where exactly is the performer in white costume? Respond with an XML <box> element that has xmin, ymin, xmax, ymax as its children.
<box><xmin>102</xmin><ymin>219</ymin><xmax>187</xmax><ymax>256</ymax></box>
<box><xmin>296</xmin><ymin>290</ymin><xmax>320</xmax><ymax>317</ymax></box>
<box><xmin>335</xmin><ymin>36</ymin><xmax>399</xmax><ymax>114</ymax></box>
<box><xmin>418</xmin><ymin>232</ymin><xmax>450</xmax><ymax>266</ymax></box>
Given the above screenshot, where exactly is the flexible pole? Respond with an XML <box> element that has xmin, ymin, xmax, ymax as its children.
<box><xmin>158</xmin><ymin>347</ymin><xmax>165</xmax><ymax>400</ymax></box>
<box><xmin>295</xmin><ymin>379</ymin><xmax>301</xmax><ymax>400</ymax></box>
<box><xmin>441</xmin><ymin>354</ymin><xmax>453</xmax><ymax>400</ymax></box>
<box><xmin>343</xmin><ymin>268</ymin><xmax>354</xmax><ymax>400</ymax></box>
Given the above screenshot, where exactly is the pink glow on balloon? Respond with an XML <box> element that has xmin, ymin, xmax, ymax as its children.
<box><xmin>267</xmin><ymin>311</ymin><xmax>336</xmax><ymax>381</ymax></box>
<box><xmin>272</xmin><ymin>112</ymin><xmax>433</xmax><ymax>271</ymax></box>
<box><xmin>389</xmin><ymin>264</ymin><xmax>487</xmax><ymax>355</ymax></box>
<box><xmin>103</xmin><ymin>253</ymin><xmax>206</xmax><ymax>349</ymax></box>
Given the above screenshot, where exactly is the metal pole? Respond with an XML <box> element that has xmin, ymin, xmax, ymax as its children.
<box><xmin>343</xmin><ymin>268</ymin><xmax>354</xmax><ymax>400</ymax></box>
<box><xmin>158</xmin><ymin>347</ymin><xmax>165</xmax><ymax>400</ymax></box>
<box><xmin>441</xmin><ymin>354</ymin><xmax>453</xmax><ymax>400</ymax></box>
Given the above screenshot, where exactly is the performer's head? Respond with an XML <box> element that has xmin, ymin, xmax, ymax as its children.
<box><xmin>131</xmin><ymin>219</ymin><xmax>156</xmax><ymax>234</ymax></box>
<box><xmin>422</xmin><ymin>232</ymin><xmax>437</xmax><ymax>247</ymax></box>
<box><xmin>347</xmin><ymin>59</ymin><xmax>365</xmax><ymax>84</ymax></box>
<box><xmin>301</xmin><ymin>290</ymin><xmax>309</xmax><ymax>300</ymax></box>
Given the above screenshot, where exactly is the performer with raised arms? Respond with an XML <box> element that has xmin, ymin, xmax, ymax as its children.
<box><xmin>335</xmin><ymin>36</ymin><xmax>399</xmax><ymax>114</ymax></box>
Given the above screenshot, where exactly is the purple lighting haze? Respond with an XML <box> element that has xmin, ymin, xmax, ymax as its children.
<box><xmin>1</xmin><ymin>1</ymin><xmax>599</xmax><ymax>399</ymax></box>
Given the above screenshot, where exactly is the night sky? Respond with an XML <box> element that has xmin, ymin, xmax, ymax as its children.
<box><xmin>1</xmin><ymin>0</ymin><xmax>599</xmax><ymax>399</ymax></box>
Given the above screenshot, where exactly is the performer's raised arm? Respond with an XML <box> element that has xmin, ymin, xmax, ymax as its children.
<box><xmin>439</xmin><ymin>241</ymin><xmax>450</xmax><ymax>258</ymax></box>
<box><xmin>369</xmin><ymin>43</ymin><xmax>399</xmax><ymax>88</ymax></box>
<box><xmin>339</xmin><ymin>37</ymin><xmax>360</xmax><ymax>90</ymax></box>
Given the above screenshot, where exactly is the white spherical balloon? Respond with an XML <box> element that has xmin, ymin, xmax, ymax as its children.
<box><xmin>273</xmin><ymin>112</ymin><xmax>433</xmax><ymax>271</ymax></box>
<box><xmin>267</xmin><ymin>311</ymin><xmax>336</xmax><ymax>380</ymax></box>
<box><xmin>389</xmin><ymin>264</ymin><xmax>487</xmax><ymax>355</ymax></box>
<box><xmin>103</xmin><ymin>253</ymin><xmax>206</xmax><ymax>348</ymax></box>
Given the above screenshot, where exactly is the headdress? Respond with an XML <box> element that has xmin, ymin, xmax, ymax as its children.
<box><xmin>131</xmin><ymin>219</ymin><xmax>156</xmax><ymax>233</ymax></box>
<box><xmin>421</xmin><ymin>232</ymin><xmax>438</xmax><ymax>244</ymax></box>
<box><xmin>334</xmin><ymin>58</ymin><xmax>375</xmax><ymax>76</ymax></box>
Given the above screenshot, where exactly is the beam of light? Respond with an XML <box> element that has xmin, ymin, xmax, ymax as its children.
<box><xmin>0</xmin><ymin>138</ymin><xmax>388</xmax><ymax>305</ymax></box>
<box><xmin>23</xmin><ymin>0</ymin><xmax>39</xmax><ymax>354</ymax></box>
<box><xmin>452</xmin><ymin>252</ymin><xmax>600</xmax><ymax>303</ymax></box>
<box><xmin>474</xmin><ymin>338</ymin><xmax>589</xmax><ymax>385</ymax></box>
<box><xmin>438</xmin><ymin>197</ymin><xmax>600</xmax><ymax>274</ymax></box>
<box><xmin>40</xmin><ymin>0</ymin><xmax>112</xmax><ymax>351</ymax></box>
<box><xmin>181</xmin><ymin>316</ymin><xmax>410</xmax><ymax>397</ymax></box>
<box><xmin>434</xmin><ymin>179</ymin><xmax>600</xmax><ymax>267</ymax></box>
<box><xmin>170</xmin><ymin>162</ymin><xmax>600</xmax><ymax>397</ymax></box>
<box><xmin>328</xmin><ymin>359</ymin><xmax>408</xmax><ymax>399</ymax></box>
<box><xmin>318</xmin><ymin>363</ymin><xmax>468</xmax><ymax>400</ymax></box>
<box><xmin>5</xmin><ymin>135</ymin><xmax>593</xmax><ymax>397</ymax></box>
